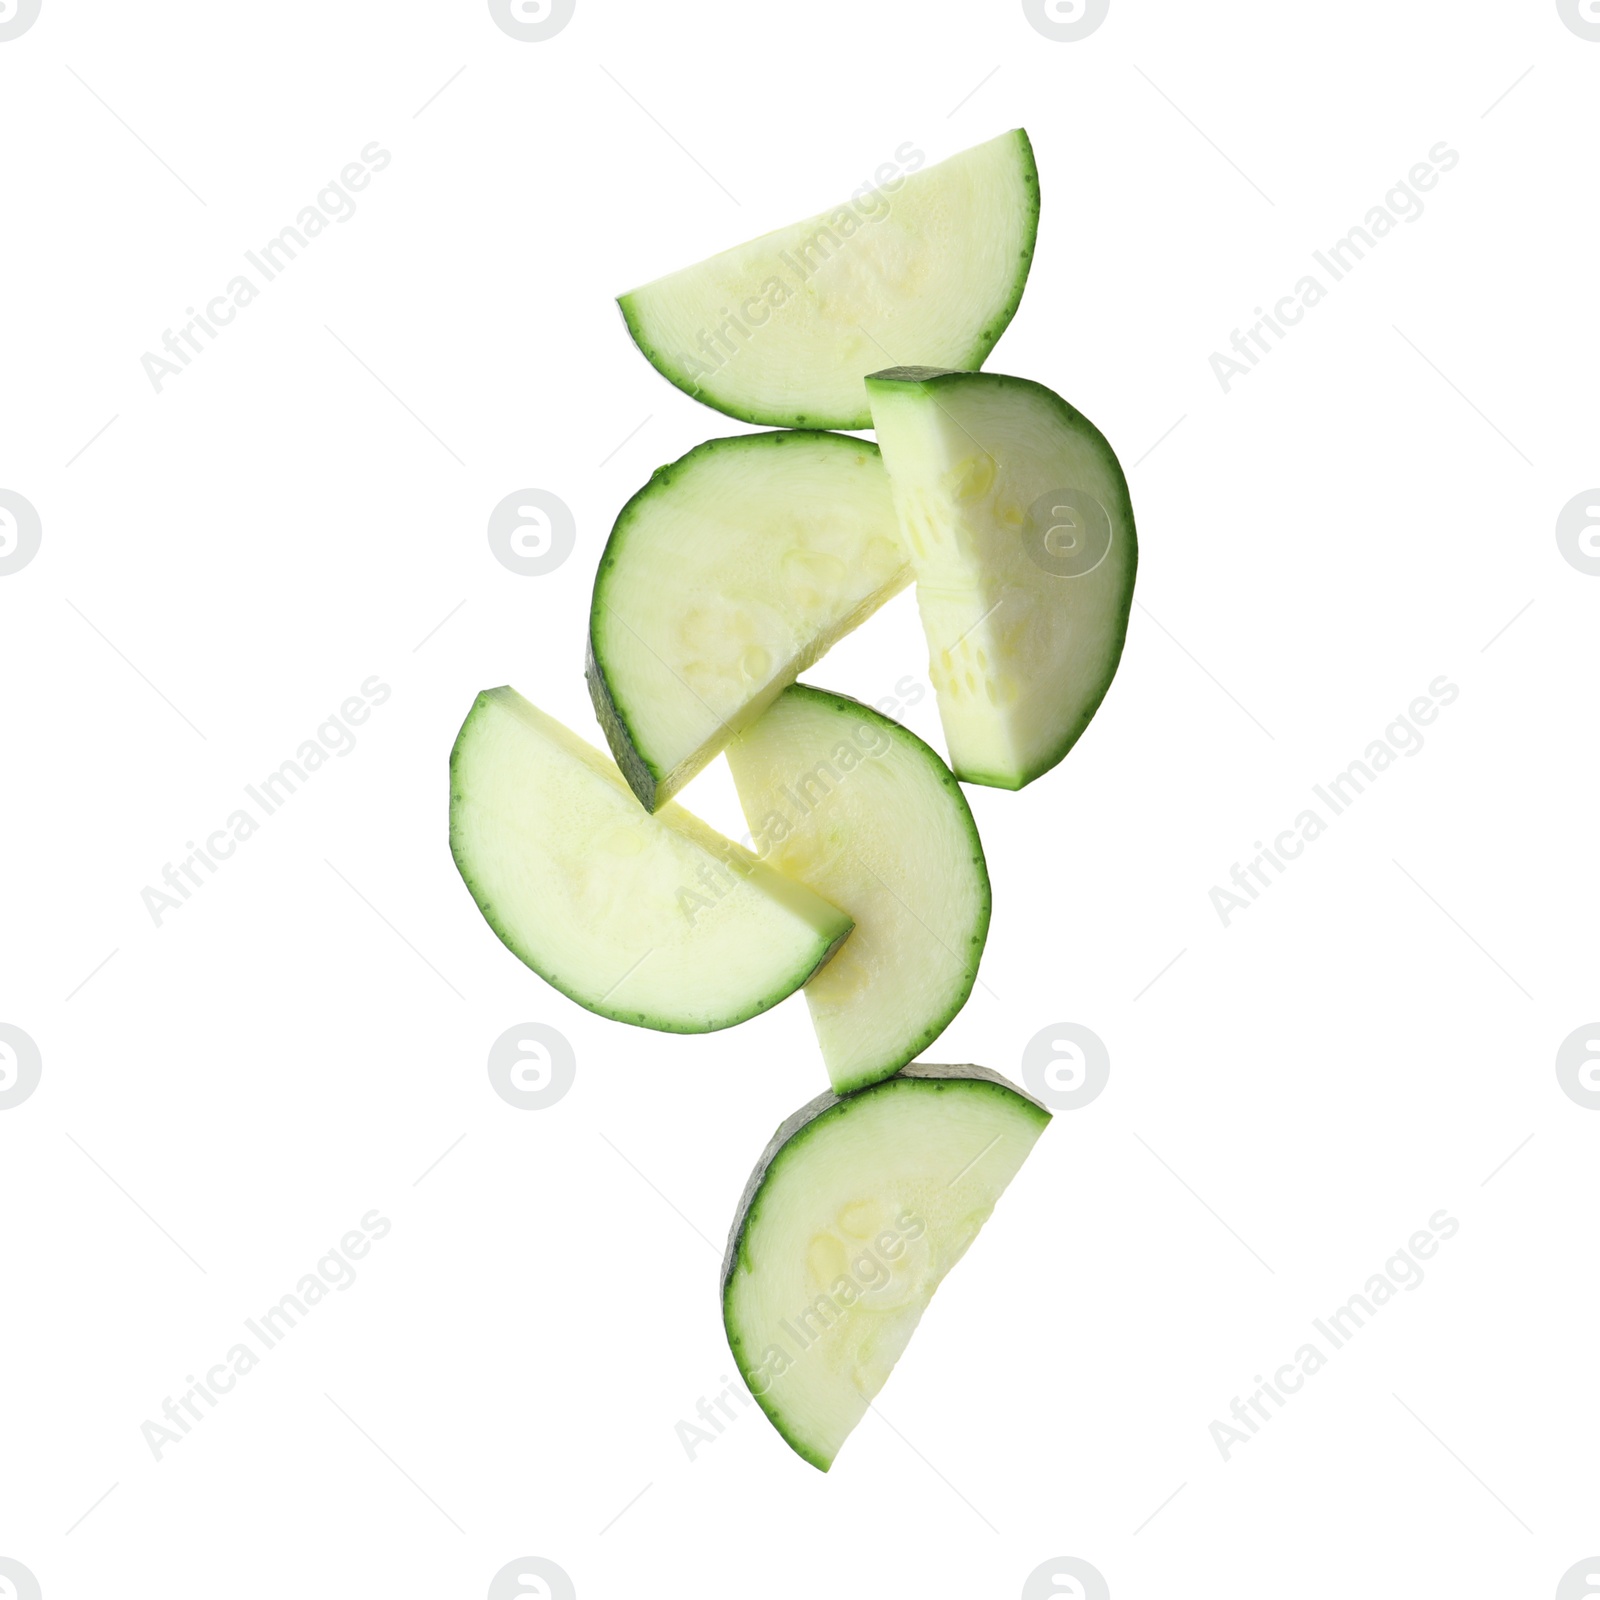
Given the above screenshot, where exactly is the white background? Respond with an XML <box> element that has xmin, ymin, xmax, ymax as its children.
<box><xmin>2</xmin><ymin>2</ymin><xmax>1597</xmax><ymax>1597</ymax></box>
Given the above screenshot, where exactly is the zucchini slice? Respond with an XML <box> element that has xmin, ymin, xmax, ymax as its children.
<box><xmin>449</xmin><ymin>687</ymin><xmax>852</xmax><ymax>1032</ymax></box>
<box><xmin>722</xmin><ymin>1065</ymin><xmax>1050</xmax><ymax>1470</ymax></box>
<box><xmin>618</xmin><ymin>130</ymin><xmax>1039</xmax><ymax>430</ymax></box>
<box><xmin>866</xmin><ymin>366</ymin><xmax>1138</xmax><ymax>789</ymax></box>
<box><xmin>587</xmin><ymin>430</ymin><xmax>908</xmax><ymax>812</ymax></box>
<box><xmin>725</xmin><ymin>685</ymin><xmax>989</xmax><ymax>1094</ymax></box>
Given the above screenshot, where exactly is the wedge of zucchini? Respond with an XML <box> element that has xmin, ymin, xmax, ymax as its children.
<box><xmin>587</xmin><ymin>430</ymin><xmax>908</xmax><ymax>812</ymax></box>
<box><xmin>725</xmin><ymin>685</ymin><xmax>989</xmax><ymax>1094</ymax></box>
<box><xmin>619</xmin><ymin>130</ymin><xmax>1039</xmax><ymax>430</ymax></box>
<box><xmin>450</xmin><ymin>687</ymin><xmax>852</xmax><ymax>1031</ymax></box>
<box><xmin>723</xmin><ymin>1065</ymin><xmax>1050</xmax><ymax>1470</ymax></box>
<box><xmin>867</xmin><ymin>366</ymin><xmax>1138</xmax><ymax>788</ymax></box>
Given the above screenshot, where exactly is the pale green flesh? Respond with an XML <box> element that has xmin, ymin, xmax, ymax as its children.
<box><xmin>725</xmin><ymin>685</ymin><xmax>989</xmax><ymax>1094</ymax></box>
<box><xmin>866</xmin><ymin>368</ymin><xmax>1137</xmax><ymax>789</ymax></box>
<box><xmin>723</xmin><ymin>1068</ymin><xmax>1049</xmax><ymax>1471</ymax></box>
<box><xmin>449</xmin><ymin>688</ymin><xmax>852</xmax><ymax>1033</ymax></box>
<box><xmin>588</xmin><ymin>431</ymin><xmax>909</xmax><ymax>812</ymax></box>
<box><xmin>618</xmin><ymin>131</ymin><xmax>1039</xmax><ymax>430</ymax></box>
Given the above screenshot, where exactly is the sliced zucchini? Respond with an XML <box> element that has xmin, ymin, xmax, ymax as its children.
<box><xmin>722</xmin><ymin>1065</ymin><xmax>1050</xmax><ymax>1470</ymax></box>
<box><xmin>724</xmin><ymin>685</ymin><xmax>989</xmax><ymax>1095</ymax></box>
<box><xmin>618</xmin><ymin>130</ymin><xmax>1040</xmax><ymax>430</ymax></box>
<box><xmin>449</xmin><ymin>687</ymin><xmax>852</xmax><ymax>1032</ymax></box>
<box><xmin>866</xmin><ymin>367</ymin><xmax>1137</xmax><ymax>789</ymax></box>
<box><xmin>587</xmin><ymin>430</ymin><xmax>909</xmax><ymax>813</ymax></box>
